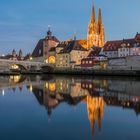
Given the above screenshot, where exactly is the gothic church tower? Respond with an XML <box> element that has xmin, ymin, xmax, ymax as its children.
<box><xmin>87</xmin><ymin>0</ymin><xmax>105</xmax><ymax>49</ymax></box>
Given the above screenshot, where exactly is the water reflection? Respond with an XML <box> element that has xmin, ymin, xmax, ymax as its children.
<box><xmin>0</xmin><ymin>75</ymin><xmax>140</xmax><ymax>139</ymax></box>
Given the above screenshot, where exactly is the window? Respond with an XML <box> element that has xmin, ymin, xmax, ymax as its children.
<box><xmin>82</xmin><ymin>61</ymin><xmax>85</xmax><ymax>64</ymax></box>
<box><xmin>89</xmin><ymin>84</ymin><xmax>92</xmax><ymax>89</ymax></box>
<box><xmin>48</xmin><ymin>56</ymin><xmax>56</xmax><ymax>64</ymax></box>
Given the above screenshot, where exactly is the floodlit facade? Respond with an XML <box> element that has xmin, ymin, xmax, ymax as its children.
<box><xmin>87</xmin><ymin>0</ymin><xmax>105</xmax><ymax>49</ymax></box>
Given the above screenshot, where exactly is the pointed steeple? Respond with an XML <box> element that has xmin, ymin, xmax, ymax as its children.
<box><xmin>91</xmin><ymin>0</ymin><xmax>96</xmax><ymax>23</ymax></box>
<box><xmin>98</xmin><ymin>8</ymin><xmax>102</xmax><ymax>25</ymax></box>
<box><xmin>98</xmin><ymin>8</ymin><xmax>102</xmax><ymax>33</ymax></box>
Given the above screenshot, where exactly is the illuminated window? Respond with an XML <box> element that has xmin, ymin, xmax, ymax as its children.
<box><xmin>48</xmin><ymin>56</ymin><xmax>56</xmax><ymax>64</ymax></box>
<box><xmin>89</xmin><ymin>84</ymin><xmax>92</xmax><ymax>89</ymax></box>
<box><xmin>11</xmin><ymin>64</ymin><xmax>19</xmax><ymax>70</ymax></box>
<box><xmin>49</xmin><ymin>83</ymin><xmax>56</xmax><ymax>92</ymax></box>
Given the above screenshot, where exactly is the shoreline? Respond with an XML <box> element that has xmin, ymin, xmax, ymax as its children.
<box><xmin>1</xmin><ymin>69</ymin><xmax>140</xmax><ymax>77</ymax></box>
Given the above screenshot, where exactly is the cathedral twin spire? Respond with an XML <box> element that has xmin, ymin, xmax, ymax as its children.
<box><xmin>91</xmin><ymin>0</ymin><xmax>96</xmax><ymax>23</ymax></box>
<box><xmin>91</xmin><ymin>0</ymin><xmax>102</xmax><ymax>27</ymax></box>
<box><xmin>87</xmin><ymin>0</ymin><xmax>105</xmax><ymax>48</ymax></box>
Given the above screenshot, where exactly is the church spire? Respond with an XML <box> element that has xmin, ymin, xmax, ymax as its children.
<box><xmin>91</xmin><ymin>0</ymin><xmax>96</xmax><ymax>23</ymax></box>
<box><xmin>98</xmin><ymin>8</ymin><xmax>102</xmax><ymax>25</ymax></box>
<box><xmin>98</xmin><ymin>8</ymin><xmax>102</xmax><ymax>33</ymax></box>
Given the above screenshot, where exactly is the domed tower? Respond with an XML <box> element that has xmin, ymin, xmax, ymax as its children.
<box><xmin>46</xmin><ymin>26</ymin><xmax>52</xmax><ymax>39</ymax></box>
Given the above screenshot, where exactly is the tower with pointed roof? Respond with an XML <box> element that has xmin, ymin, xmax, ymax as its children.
<box><xmin>87</xmin><ymin>0</ymin><xmax>105</xmax><ymax>49</ymax></box>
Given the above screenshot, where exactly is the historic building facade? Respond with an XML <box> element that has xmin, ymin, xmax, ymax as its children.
<box><xmin>32</xmin><ymin>28</ymin><xmax>59</xmax><ymax>64</ymax></box>
<box><xmin>87</xmin><ymin>0</ymin><xmax>105</xmax><ymax>49</ymax></box>
<box><xmin>56</xmin><ymin>40</ymin><xmax>89</xmax><ymax>68</ymax></box>
<box><xmin>102</xmin><ymin>33</ymin><xmax>140</xmax><ymax>58</ymax></box>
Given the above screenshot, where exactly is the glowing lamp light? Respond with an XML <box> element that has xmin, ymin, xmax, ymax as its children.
<box><xmin>29</xmin><ymin>85</ymin><xmax>33</xmax><ymax>92</ymax></box>
<box><xmin>29</xmin><ymin>57</ymin><xmax>33</xmax><ymax>61</ymax></box>
<box><xmin>11</xmin><ymin>64</ymin><xmax>19</xmax><ymax>70</ymax></box>
<box><xmin>49</xmin><ymin>83</ymin><xmax>56</xmax><ymax>92</ymax></box>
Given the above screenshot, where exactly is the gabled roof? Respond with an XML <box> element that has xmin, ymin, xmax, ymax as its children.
<box><xmin>56</xmin><ymin>42</ymin><xmax>68</xmax><ymax>48</ymax></box>
<box><xmin>103</xmin><ymin>33</ymin><xmax>140</xmax><ymax>52</ymax></box>
<box><xmin>32</xmin><ymin>39</ymin><xmax>44</xmax><ymax>57</ymax></box>
<box><xmin>32</xmin><ymin>33</ymin><xmax>60</xmax><ymax>57</ymax></box>
<box><xmin>59</xmin><ymin>40</ymin><xmax>88</xmax><ymax>54</ymax></box>
<box><xmin>103</xmin><ymin>39</ymin><xmax>136</xmax><ymax>51</ymax></box>
<box><xmin>87</xmin><ymin>47</ymin><xmax>101</xmax><ymax>57</ymax></box>
<box><xmin>45</xmin><ymin>35</ymin><xmax>59</xmax><ymax>43</ymax></box>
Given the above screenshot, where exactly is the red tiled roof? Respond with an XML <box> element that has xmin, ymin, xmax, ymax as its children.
<box><xmin>103</xmin><ymin>40</ymin><xmax>123</xmax><ymax>51</ymax></box>
<box><xmin>59</xmin><ymin>40</ymin><xmax>88</xmax><ymax>54</ymax></box>
<box><xmin>103</xmin><ymin>37</ymin><xmax>136</xmax><ymax>51</ymax></box>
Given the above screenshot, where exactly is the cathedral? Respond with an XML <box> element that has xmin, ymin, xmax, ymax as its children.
<box><xmin>87</xmin><ymin>0</ymin><xmax>105</xmax><ymax>49</ymax></box>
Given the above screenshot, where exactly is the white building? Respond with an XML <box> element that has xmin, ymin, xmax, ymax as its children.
<box><xmin>103</xmin><ymin>40</ymin><xmax>121</xmax><ymax>58</ymax></box>
<box><xmin>103</xmin><ymin>33</ymin><xmax>140</xmax><ymax>58</ymax></box>
<box><xmin>130</xmin><ymin>43</ymin><xmax>140</xmax><ymax>56</ymax></box>
<box><xmin>118</xmin><ymin>46</ymin><xmax>130</xmax><ymax>57</ymax></box>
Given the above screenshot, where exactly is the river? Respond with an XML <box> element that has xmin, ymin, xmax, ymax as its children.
<box><xmin>0</xmin><ymin>75</ymin><xmax>140</xmax><ymax>140</ymax></box>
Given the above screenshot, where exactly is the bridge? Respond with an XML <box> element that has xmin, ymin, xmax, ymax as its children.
<box><xmin>0</xmin><ymin>59</ymin><xmax>54</xmax><ymax>72</ymax></box>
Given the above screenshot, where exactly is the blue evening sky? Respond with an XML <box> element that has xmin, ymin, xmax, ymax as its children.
<box><xmin>0</xmin><ymin>0</ymin><xmax>140</xmax><ymax>54</ymax></box>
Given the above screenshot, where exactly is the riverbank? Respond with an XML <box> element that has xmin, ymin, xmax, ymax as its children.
<box><xmin>0</xmin><ymin>71</ymin><xmax>20</xmax><ymax>76</ymax></box>
<box><xmin>1</xmin><ymin>69</ymin><xmax>140</xmax><ymax>76</ymax></box>
<box><xmin>51</xmin><ymin>69</ymin><xmax>140</xmax><ymax>76</ymax></box>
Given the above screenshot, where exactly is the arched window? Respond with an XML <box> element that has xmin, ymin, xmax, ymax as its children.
<box><xmin>48</xmin><ymin>56</ymin><xmax>56</xmax><ymax>64</ymax></box>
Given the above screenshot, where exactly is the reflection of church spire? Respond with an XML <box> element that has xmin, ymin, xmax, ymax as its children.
<box><xmin>86</xmin><ymin>96</ymin><xmax>104</xmax><ymax>138</ymax></box>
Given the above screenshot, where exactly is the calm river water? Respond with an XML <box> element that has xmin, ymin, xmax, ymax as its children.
<box><xmin>0</xmin><ymin>75</ymin><xmax>140</xmax><ymax>140</ymax></box>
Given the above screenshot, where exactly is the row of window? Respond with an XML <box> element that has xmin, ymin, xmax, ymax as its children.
<box><xmin>119</xmin><ymin>54</ymin><xmax>129</xmax><ymax>57</ymax></box>
<box><xmin>82</xmin><ymin>60</ymin><xmax>93</xmax><ymax>64</ymax></box>
<box><xmin>104</xmin><ymin>51</ymin><xmax>118</xmax><ymax>55</ymax></box>
<box><xmin>82</xmin><ymin>84</ymin><xmax>93</xmax><ymax>89</ymax></box>
<box><xmin>119</xmin><ymin>48</ymin><xmax>129</xmax><ymax>52</ymax></box>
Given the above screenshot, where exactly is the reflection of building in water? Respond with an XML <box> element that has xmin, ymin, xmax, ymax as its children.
<box><xmin>86</xmin><ymin>96</ymin><xmax>104</xmax><ymax>135</ymax></box>
<box><xmin>104</xmin><ymin>94</ymin><xmax>140</xmax><ymax>115</ymax></box>
<box><xmin>105</xmin><ymin>79</ymin><xmax>140</xmax><ymax>115</ymax></box>
<box><xmin>32</xmin><ymin>78</ymin><xmax>88</xmax><ymax>117</ymax></box>
<box><xmin>9</xmin><ymin>75</ymin><xmax>21</xmax><ymax>83</ymax></box>
<box><xmin>81</xmin><ymin>79</ymin><xmax>108</xmax><ymax>96</ymax></box>
<box><xmin>31</xmin><ymin>77</ymin><xmax>140</xmax><ymax>118</ymax></box>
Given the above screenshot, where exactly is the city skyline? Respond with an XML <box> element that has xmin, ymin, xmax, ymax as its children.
<box><xmin>0</xmin><ymin>0</ymin><xmax>140</xmax><ymax>54</ymax></box>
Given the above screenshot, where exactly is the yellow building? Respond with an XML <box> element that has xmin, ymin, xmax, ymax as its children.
<box><xmin>87</xmin><ymin>0</ymin><xmax>105</xmax><ymax>49</ymax></box>
<box><xmin>56</xmin><ymin>40</ymin><xmax>89</xmax><ymax>68</ymax></box>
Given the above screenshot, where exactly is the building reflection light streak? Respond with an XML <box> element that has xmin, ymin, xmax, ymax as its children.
<box><xmin>29</xmin><ymin>84</ymin><xmax>33</xmax><ymax>92</ymax></box>
<box><xmin>10</xmin><ymin>75</ymin><xmax>21</xmax><ymax>83</ymax></box>
<box><xmin>2</xmin><ymin>89</ymin><xmax>5</xmax><ymax>96</ymax></box>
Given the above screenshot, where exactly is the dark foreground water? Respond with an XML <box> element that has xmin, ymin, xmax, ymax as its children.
<box><xmin>0</xmin><ymin>75</ymin><xmax>140</xmax><ymax>140</ymax></box>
